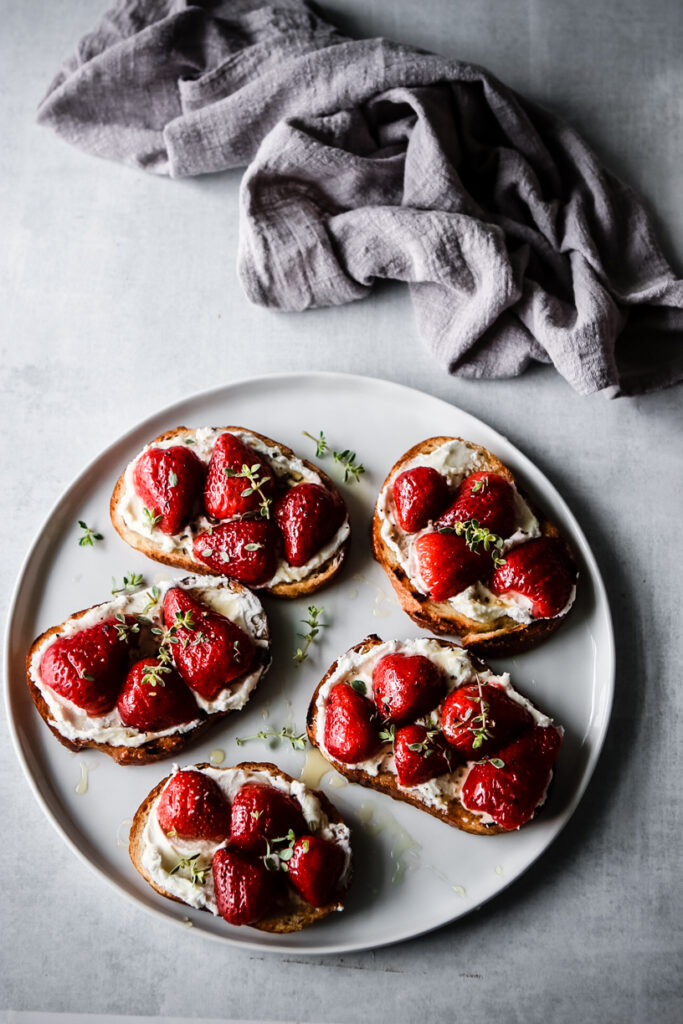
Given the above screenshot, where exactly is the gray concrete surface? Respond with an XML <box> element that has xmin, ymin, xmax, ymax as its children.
<box><xmin>1</xmin><ymin>1</ymin><xmax>681</xmax><ymax>1021</ymax></box>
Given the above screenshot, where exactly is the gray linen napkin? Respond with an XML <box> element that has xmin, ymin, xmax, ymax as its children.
<box><xmin>38</xmin><ymin>0</ymin><xmax>683</xmax><ymax>396</ymax></box>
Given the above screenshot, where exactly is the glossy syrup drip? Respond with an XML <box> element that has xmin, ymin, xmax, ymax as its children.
<box><xmin>75</xmin><ymin>760</ymin><xmax>89</xmax><ymax>795</ymax></box>
<box><xmin>299</xmin><ymin>748</ymin><xmax>333</xmax><ymax>789</ymax></box>
<box><xmin>209</xmin><ymin>748</ymin><xmax>225</xmax><ymax>766</ymax></box>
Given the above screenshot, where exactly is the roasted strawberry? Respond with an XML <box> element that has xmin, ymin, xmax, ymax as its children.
<box><xmin>274</xmin><ymin>483</ymin><xmax>345</xmax><ymax>567</ymax></box>
<box><xmin>156</xmin><ymin>769</ymin><xmax>231</xmax><ymax>842</ymax></box>
<box><xmin>230</xmin><ymin>784</ymin><xmax>307</xmax><ymax>853</ymax></box>
<box><xmin>287</xmin><ymin>836</ymin><xmax>345</xmax><ymax>907</ymax></box>
<box><xmin>490</xmin><ymin>538</ymin><xmax>575</xmax><ymax>618</ymax></box>
<box><xmin>194</xmin><ymin>519</ymin><xmax>280</xmax><ymax>586</ymax></box>
<box><xmin>117</xmin><ymin>657</ymin><xmax>198</xmax><ymax>731</ymax></box>
<box><xmin>40</xmin><ymin>618</ymin><xmax>130</xmax><ymax>715</ymax></box>
<box><xmin>438</xmin><ymin>472</ymin><xmax>516</xmax><ymax>537</ymax></box>
<box><xmin>323</xmin><ymin>683</ymin><xmax>381</xmax><ymax>764</ymax></box>
<box><xmin>204</xmin><ymin>433</ymin><xmax>276</xmax><ymax>520</ymax></box>
<box><xmin>461</xmin><ymin>726</ymin><xmax>563</xmax><ymax>830</ymax></box>
<box><xmin>372</xmin><ymin>653</ymin><xmax>445</xmax><ymax>725</ymax></box>
<box><xmin>441</xmin><ymin>682</ymin><xmax>533</xmax><ymax>758</ymax></box>
<box><xmin>133</xmin><ymin>445</ymin><xmax>205</xmax><ymax>535</ymax></box>
<box><xmin>392</xmin><ymin>467</ymin><xmax>450</xmax><ymax>533</ymax></box>
<box><xmin>414</xmin><ymin>530</ymin><xmax>487</xmax><ymax>600</ymax></box>
<box><xmin>394</xmin><ymin>724</ymin><xmax>451</xmax><ymax>787</ymax></box>
<box><xmin>212</xmin><ymin>846</ymin><xmax>276</xmax><ymax>926</ymax></box>
<box><xmin>162</xmin><ymin>588</ymin><xmax>256</xmax><ymax>701</ymax></box>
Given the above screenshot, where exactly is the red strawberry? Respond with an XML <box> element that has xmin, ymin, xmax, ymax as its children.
<box><xmin>441</xmin><ymin>682</ymin><xmax>534</xmax><ymax>758</ymax></box>
<box><xmin>490</xmin><ymin>538</ymin><xmax>575</xmax><ymax>618</ymax></box>
<box><xmin>274</xmin><ymin>483</ymin><xmax>346</xmax><ymax>567</ymax></box>
<box><xmin>394</xmin><ymin>724</ymin><xmax>452</xmax><ymax>787</ymax></box>
<box><xmin>372</xmin><ymin>653</ymin><xmax>445</xmax><ymax>725</ymax></box>
<box><xmin>414</xmin><ymin>530</ymin><xmax>487</xmax><ymax>600</ymax></box>
<box><xmin>116</xmin><ymin>657</ymin><xmax>198</xmax><ymax>731</ymax></box>
<box><xmin>204</xmin><ymin>433</ymin><xmax>276</xmax><ymax>520</ymax></box>
<box><xmin>392</xmin><ymin>467</ymin><xmax>450</xmax><ymax>533</ymax></box>
<box><xmin>287</xmin><ymin>836</ymin><xmax>345</xmax><ymax>907</ymax></box>
<box><xmin>438</xmin><ymin>472</ymin><xmax>516</xmax><ymax>537</ymax></box>
<box><xmin>212</xmin><ymin>846</ymin><xmax>276</xmax><ymax>926</ymax></box>
<box><xmin>461</xmin><ymin>726</ymin><xmax>563</xmax><ymax>830</ymax></box>
<box><xmin>133</xmin><ymin>445</ymin><xmax>205</xmax><ymax>535</ymax></box>
<box><xmin>156</xmin><ymin>769</ymin><xmax>231</xmax><ymax>842</ymax></box>
<box><xmin>323</xmin><ymin>682</ymin><xmax>381</xmax><ymax>764</ymax></box>
<box><xmin>194</xmin><ymin>519</ymin><xmax>280</xmax><ymax>586</ymax></box>
<box><xmin>40</xmin><ymin>618</ymin><xmax>130</xmax><ymax>715</ymax></box>
<box><xmin>230</xmin><ymin>784</ymin><xmax>307</xmax><ymax>853</ymax></box>
<box><xmin>162</xmin><ymin>588</ymin><xmax>256</xmax><ymax>701</ymax></box>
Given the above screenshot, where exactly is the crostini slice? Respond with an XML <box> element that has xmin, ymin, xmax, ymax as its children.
<box><xmin>307</xmin><ymin>635</ymin><xmax>563</xmax><ymax>835</ymax></box>
<box><xmin>129</xmin><ymin>761</ymin><xmax>352</xmax><ymax>933</ymax></box>
<box><xmin>26</xmin><ymin>575</ymin><xmax>270</xmax><ymax>765</ymax></box>
<box><xmin>111</xmin><ymin>426</ymin><xmax>350</xmax><ymax>597</ymax></box>
<box><xmin>373</xmin><ymin>436</ymin><xmax>577</xmax><ymax>654</ymax></box>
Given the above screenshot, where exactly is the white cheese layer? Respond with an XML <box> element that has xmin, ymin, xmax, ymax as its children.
<box><xmin>314</xmin><ymin>637</ymin><xmax>554</xmax><ymax>822</ymax></box>
<box><xmin>29</xmin><ymin>576</ymin><xmax>269</xmax><ymax>747</ymax></box>
<box><xmin>117</xmin><ymin>427</ymin><xmax>349</xmax><ymax>586</ymax></box>
<box><xmin>140</xmin><ymin>765</ymin><xmax>352</xmax><ymax>914</ymax></box>
<box><xmin>376</xmin><ymin>439</ymin><xmax>546</xmax><ymax>625</ymax></box>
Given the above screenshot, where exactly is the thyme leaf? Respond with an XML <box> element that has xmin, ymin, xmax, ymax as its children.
<box><xmin>78</xmin><ymin>521</ymin><xmax>103</xmax><ymax>547</ymax></box>
<box><xmin>293</xmin><ymin>605</ymin><xmax>326</xmax><ymax>665</ymax></box>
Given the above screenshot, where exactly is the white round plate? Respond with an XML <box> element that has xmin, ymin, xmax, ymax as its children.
<box><xmin>5</xmin><ymin>373</ymin><xmax>614</xmax><ymax>954</ymax></box>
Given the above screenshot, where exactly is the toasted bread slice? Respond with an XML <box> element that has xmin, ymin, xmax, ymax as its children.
<box><xmin>307</xmin><ymin>635</ymin><xmax>562</xmax><ymax>836</ymax></box>
<box><xmin>373</xmin><ymin>436</ymin><xmax>577</xmax><ymax>655</ymax></box>
<box><xmin>110</xmin><ymin>426</ymin><xmax>350</xmax><ymax>597</ymax></box>
<box><xmin>26</xmin><ymin>576</ymin><xmax>270</xmax><ymax>765</ymax></box>
<box><xmin>129</xmin><ymin>761</ymin><xmax>352</xmax><ymax>932</ymax></box>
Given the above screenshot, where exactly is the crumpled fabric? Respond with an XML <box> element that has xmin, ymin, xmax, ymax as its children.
<box><xmin>38</xmin><ymin>0</ymin><xmax>683</xmax><ymax>396</ymax></box>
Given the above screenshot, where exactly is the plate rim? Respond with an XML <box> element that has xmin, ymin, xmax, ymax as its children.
<box><xmin>4</xmin><ymin>370</ymin><xmax>615</xmax><ymax>955</ymax></box>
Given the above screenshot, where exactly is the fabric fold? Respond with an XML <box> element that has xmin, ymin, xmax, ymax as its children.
<box><xmin>38</xmin><ymin>0</ymin><xmax>683</xmax><ymax>395</ymax></box>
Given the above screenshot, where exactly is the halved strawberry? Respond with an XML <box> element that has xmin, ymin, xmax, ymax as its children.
<box><xmin>156</xmin><ymin>769</ymin><xmax>231</xmax><ymax>842</ymax></box>
<box><xmin>323</xmin><ymin>683</ymin><xmax>381</xmax><ymax>764</ymax></box>
<box><xmin>193</xmin><ymin>519</ymin><xmax>280</xmax><ymax>586</ymax></box>
<box><xmin>117</xmin><ymin>657</ymin><xmax>198</xmax><ymax>731</ymax></box>
<box><xmin>460</xmin><ymin>726</ymin><xmax>563</xmax><ymax>830</ymax></box>
<box><xmin>441</xmin><ymin>682</ymin><xmax>534</xmax><ymax>758</ymax></box>
<box><xmin>490</xmin><ymin>538</ymin><xmax>575</xmax><ymax>618</ymax></box>
<box><xmin>230</xmin><ymin>783</ymin><xmax>307</xmax><ymax>853</ymax></box>
<box><xmin>40</xmin><ymin>618</ymin><xmax>130</xmax><ymax>715</ymax></box>
<box><xmin>162</xmin><ymin>588</ymin><xmax>256</xmax><ymax>701</ymax></box>
<box><xmin>394</xmin><ymin>723</ymin><xmax>452</xmax><ymax>787</ymax></box>
<box><xmin>372</xmin><ymin>653</ymin><xmax>445</xmax><ymax>725</ymax></box>
<box><xmin>212</xmin><ymin>846</ymin><xmax>276</xmax><ymax>925</ymax></box>
<box><xmin>414</xmin><ymin>530</ymin><xmax>487</xmax><ymax>600</ymax></box>
<box><xmin>392</xmin><ymin>467</ymin><xmax>450</xmax><ymax>533</ymax></box>
<box><xmin>287</xmin><ymin>836</ymin><xmax>345</xmax><ymax>907</ymax></box>
<box><xmin>274</xmin><ymin>483</ymin><xmax>345</xmax><ymax>567</ymax></box>
<box><xmin>204</xmin><ymin>433</ymin><xmax>276</xmax><ymax>520</ymax></box>
<box><xmin>133</xmin><ymin>445</ymin><xmax>205</xmax><ymax>535</ymax></box>
<box><xmin>438</xmin><ymin>472</ymin><xmax>516</xmax><ymax>537</ymax></box>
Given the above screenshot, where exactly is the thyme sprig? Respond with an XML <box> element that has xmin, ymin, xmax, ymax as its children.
<box><xmin>262</xmin><ymin>830</ymin><xmax>309</xmax><ymax>873</ymax></box>
<box><xmin>169</xmin><ymin>853</ymin><xmax>207</xmax><ymax>886</ymax></box>
<box><xmin>293</xmin><ymin>605</ymin><xmax>326</xmax><ymax>665</ymax></box>
<box><xmin>224</xmin><ymin>462</ymin><xmax>272</xmax><ymax>518</ymax></box>
<box><xmin>114</xmin><ymin>612</ymin><xmax>140</xmax><ymax>642</ymax></box>
<box><xmin>471</xmin><ymin>476</ymin><xmax>489</xmax><ymax>495</ymax></box>
<box><xmin>78</xmin><ymin>521</ymin><xmax>103</xmax><ymax>547</ymax></box>
<box><xmin>303</xmin><ymin>430</ymin><xmax>365</xmax><ymax>483</ymax></box>
<box><xmin>146</xmin><ymin>609</ymin><xmax>198</xmax><ymax>683</ymax></box>
<box><xmin>379</xmin><ymin>723</ymin><xmax>396</xmax><ymax>745</ymax></box>
<box><xmin>452</xmin><ymin>677</ymin><xmax>494</xmax><ymax>750</ymax></box>
<box><xmin>440</xmin><ymin>518</ymin><xmax>506</xmax><ymax>567</ymax></box>
<box><xmin>111</xmin><ymin>571</ymin><xmax>145</xmax><ymax>595</ymax></box>
<box><xmin>235</xmin><ymin>726</ymin><xmax>307</xmax><ymax>751</ymax></box>
<box><xmin>142</xmin><ymin>585</ymin><xmax>161</xmax><ymax>614</ymax></box>
<box><xmin>142</xmin><ymin>507</ymin><xmax>163</xmax><ymax>528</ymax></box>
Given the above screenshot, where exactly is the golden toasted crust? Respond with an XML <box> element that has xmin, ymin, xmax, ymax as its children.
<box><xmin>25</xmin><ymin>580</ymin><xmax>271</xmax><ymax>766</ymax></box>
<box><xmin>129</xmin><ymin>761</ymin><xmax>350</xmax><ymax>933</ymax></box>
<box><xmin>110</xmin><ymin>426</ymin><xmax>349</xmax><ymax>598</ymax></box>
<box><xmin>372</xmin><ymin>436</ymin><xmax>576</xmax><ymax>655</ymax></box>
<box><xmin>307</xmin><ymin>634</ymin><xmax>550</xmax><ymax>837</ymax></box>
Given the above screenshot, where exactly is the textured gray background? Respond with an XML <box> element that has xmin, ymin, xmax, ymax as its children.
<box><xmin>1</xmin><ymin>0</ymin><xmax>681</xmax><ymax>1021</ymax></box>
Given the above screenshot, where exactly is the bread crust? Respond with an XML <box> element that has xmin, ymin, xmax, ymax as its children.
<box><xmin>110</xmin><ymin>426</ymin><xmax>349</xmax><ymax>598</ymax></box>
<box><xmin>307</xmin><ymin>634</ymin><xmax>560</xmax><ymax>836</ymax></box>
<box><xmin>129</xmin><ymin>761</ymin><xmax>350</xmax><ymax>933</ymax></box>
<box><xmin>372</xmin><ymin>436</ymin><xmax>576</xmax><ymax>655</ymax></box>
<box><xmin>25</xmin><ymin>578</ymin><xmax>271</xmax><ymax>766</ymax></box>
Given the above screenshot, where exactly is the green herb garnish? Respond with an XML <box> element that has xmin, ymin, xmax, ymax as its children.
<box><xmin>235</xmin><ymin>726</ymin><xmax>307</xmax><ymax>751</ymax></box>
<box><xmin>293</xmin><ymin>605</ymin><xmax>326</xmax><ymax>665</ymax></box>
<box><xmin>78</xmin><ymin>521</ymin><xmax>103</xmax><ymax>547</ymax></box>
